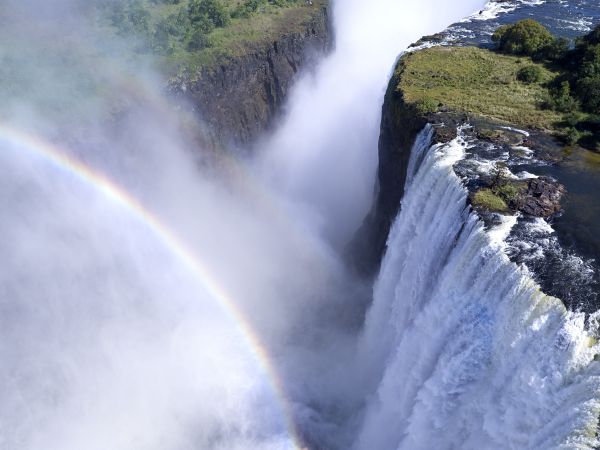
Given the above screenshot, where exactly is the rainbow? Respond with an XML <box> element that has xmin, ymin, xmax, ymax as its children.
<box><xmin>0</xmin><ymin>123</ymin><xmax>304</xmax><ymax>450</ymax></box>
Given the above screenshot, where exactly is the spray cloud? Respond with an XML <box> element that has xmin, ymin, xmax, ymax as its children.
<box><xmin>0</xmin><ymin>1</ymin><xmax>488</xmax><ymax>449</ymax></box>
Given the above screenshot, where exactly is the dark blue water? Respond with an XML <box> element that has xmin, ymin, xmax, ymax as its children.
<box><xmin>446</xmin><ymin>0</ymin><xmax>600</xmax><ymax>44</ymax></box>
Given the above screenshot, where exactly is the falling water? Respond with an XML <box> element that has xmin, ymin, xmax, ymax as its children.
<box><xmin>3</xmin><ymin>1</ymin><xmax>599</xmax><ymax>449</ymax></box>
<box><xmin>355</xmin><ymin>127</ymin><xmax>600</xmax><ymax>450</ymax></box>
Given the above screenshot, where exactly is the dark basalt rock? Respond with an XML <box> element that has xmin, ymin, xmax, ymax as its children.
<box><xmin>409</xmin><ymin>32</ymin><xmax>446</xmax><ymax>49</ymax></box>
<box><xmin>518</xmin><ymin>177</ymin><xmax>565</xmax><ymax>217</ymax></box>
<box><xmin>348</xmin><ymin>65</ymin><xmax>428</xmax><ymax>276</ymax></box>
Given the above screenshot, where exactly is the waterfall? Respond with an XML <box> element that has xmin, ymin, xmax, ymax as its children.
<box><xmin>355</xmin><ymin>127</ymin><xmax>600</xmax><ymax>450</ymax></box>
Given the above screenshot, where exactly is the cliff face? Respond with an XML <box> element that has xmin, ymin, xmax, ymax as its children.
<box><xmin>351</xmin><ymin>64</ymin><xmax>427</xmax><ymax>274</ymax></box>
<box><xmin>170</xmin><ymin>5</ymin><xmax>331</xmax><ymax>149</ymax></box>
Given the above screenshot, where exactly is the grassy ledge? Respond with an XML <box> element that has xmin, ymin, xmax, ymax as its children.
<box><xmin>471</xmin><ymin>188</ymin><xmax>510</xmax><ymax>213</ymax></box>
<box><xmin>399</xmin><ymin>19</ymin><xmax>600</xmax><ymax>150</ymax></box>
<box><xmin>398</xmin><ymin>46</ymin><xmax>563</xmax><ymax>131</ymax></box>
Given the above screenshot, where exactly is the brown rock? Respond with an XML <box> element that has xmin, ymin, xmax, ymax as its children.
<box><xmin>518</xmin><ymin>177</ymin><xmax>565</xmax><ymax>217</ymax></box>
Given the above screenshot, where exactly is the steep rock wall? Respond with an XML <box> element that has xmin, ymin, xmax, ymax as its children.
<box><xmin>351</xmin><ymin>61</ymin><xmax>428</xmax><ymax>275</ymax></box>
<box><xmin>170</xmin><ymin>5</ymin><xmax>331</xmax><ymax>149</ymax></box>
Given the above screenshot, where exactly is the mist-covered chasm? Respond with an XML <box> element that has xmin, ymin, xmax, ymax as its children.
<box><xmin>8</xmin><ymin>0</ymin><xmax>597</xmax><ymax>449</ymax></box>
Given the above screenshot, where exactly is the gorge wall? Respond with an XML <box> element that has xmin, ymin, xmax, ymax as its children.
<box><xmin>169</xmin><ymin>4</ymin><xmax>331</xmax><ymax>150</ymax></box>
<box><xmin>352</xmin><ymin>61</ymin><xmax>430</xmax><ymax>275</ymax></box>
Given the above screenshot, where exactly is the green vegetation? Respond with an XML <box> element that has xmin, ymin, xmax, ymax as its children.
<box><xmin>571</xmin><ymin>35</ymin><xmax>600</xmax><ymax>112</ymax></box>
<box><xmin>398</xmin><ymin>46</ymin><xmax>562</xmax><ymax>129</ymax></box>
<box><xmin>471</xmin><ymin>189</ymin><xmax>509</xmax><ymax>213</ymax></box>
<box><xmin>95</xmin><ymin>0</ymin><xmax>323</xmax><ymax>73</ymax></box>
<box><xmin>517</xmin><ymin>65</ymin><xmax>543</xmax><ymax>83</ymax></box>
<box><xmin>492</xmin><ymin>19</ymin><xmax>555</xmax><ymax>58</ymax></box>
<box><xmin>492</xmin><ymin>19</ymin><xmax>600</xmax><ymax>148</ymax></box>
<box><xmin>400</xmin><ymin>19</ymin><xmax>600</xmax><ymax>151</ymax></box>
<box><xmin>493</xmin><ymin>182</ymin><xmax>521</xmax><ymax>205</ymax></box>
<box><xmin>482</xmin><ymin>165</ymin><xmax>525</xmax><ymax>211</ymax></box>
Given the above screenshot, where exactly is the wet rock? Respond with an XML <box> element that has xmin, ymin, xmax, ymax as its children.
<box><xmin>518</xmin><ymin>177</ymin><xmax>565</xmax><ymax>217</ymax></box>
<box><xmin>475</xmin><ymin>127</ymin><xmax>524</xmax><ymax>146</ymax></box>
<box><xmin>410</xmin><ymin>32</ymin><xmax>446</xmax><ymax>48</ymax></box>
<box><xmin>433</xmin><ymin>124</ymin><xmax>457</xmax><ymax>144</ymax></box>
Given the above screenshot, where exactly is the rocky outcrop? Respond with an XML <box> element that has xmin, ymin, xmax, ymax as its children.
<box><xmin>518</xmin><ymin>177</ymin><xmax>565</xmax><ymax>217</ymax></box>
<box><xmin>169</xmin><ymin>5</ymin><xmax>331</xmax><ymax>149</ymax></box>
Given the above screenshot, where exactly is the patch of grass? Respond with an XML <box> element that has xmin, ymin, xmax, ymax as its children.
<box><xmin>472</xmin><ymin>188</ymin><xmax>510</xmax><ymax>212</ymax></box>
<box><xmin>398</xmin><ymin>46</ymin><xmax>564</xmax><ymax>131</ymax></box>
<box><xmin>493</xmin><ymin>183</ymin><xmax>522</xmax><ymax>204</ymax></box>
<box><xmin>414</xmin><ymin>97</ymin><xmax>439</xmax><ymax>114</ymax></box>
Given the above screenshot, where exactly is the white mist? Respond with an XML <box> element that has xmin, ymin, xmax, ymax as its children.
<box><xmin>259</xmin><ymin>0</ymin><xmax>487</xmax><ymax>246</ymax></box>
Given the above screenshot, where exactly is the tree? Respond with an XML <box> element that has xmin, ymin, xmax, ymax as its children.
<box><xmin>232</xmin><ymin>0</ymin><xmax>266</xmax><ymax>18</ymax></box>
<box><xmin>571</xmin><ymin>26</ymin><xmax>600</xmax><ymax>113</ymax></box>
<box><xmin>579</xmin><ymin>44</ymin><xmax>600</xmax><ymax>78</ymax></box>
<box><xmin>541</xmin><ymin>37</ymin><xmax>570</xmax><ymax>62</ymax></box>
<box><xmin>188</xmin><ymin>0</ymin><xmax>230</xmax><ymax>29</ymax></box>
<box><xmin>492</xmin><ymin>19</ymin><xmax>554</xmax><ymax>57</ymax></box>
<box><xmin>104</xmin><ymin>0</ymin><xmax>150</xmax><ymax>36</ymax></box>
<box><xmin>581</xmin><ymin>23</ymin><xmax>600</xmax><ymax>46</ymax></box>
<box><xmin>547</xmin><ymin>80</ymin><xmax>579</xmax><ymax>113</ymax></box>
<box><xmin>127</xmin><ymin>0</ymin><xmax>150</xmax><ymax>34</ymax></box>
<box><xmin>577</xmin><ymin>77</ymin><xmax>600</xmax><ymax>113</ymax></box>
<box><xmin>187</xmin><ymin>29</ymin><xmax>212</xmax><ymax>50</ymax></box>
<box><xmin>153</xmin><ymin>12</ymin><xmax>189</xmax><ymax>53</ymax></box>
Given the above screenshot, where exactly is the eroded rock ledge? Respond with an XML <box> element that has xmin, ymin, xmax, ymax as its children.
<box><xmin>168</xmin><ymin>4</ymin><xmax>331</xmax><ymax>150</ymax></box>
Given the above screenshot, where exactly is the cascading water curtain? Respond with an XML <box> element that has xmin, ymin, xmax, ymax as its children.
<box><xmin>356</xmin><ymin>126</ymin><xmax>600</xmax><ymax>450</ymax></box>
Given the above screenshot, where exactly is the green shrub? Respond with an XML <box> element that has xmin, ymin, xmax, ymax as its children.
<box><xmin>472</xmin><ymin>189</ymin><xmax>509</xmax><ymax>212</ymax></box>
<box><xmin>492</xmin><ymin>25</ymin><xmax>510</xmax><ymax>46</ymax></box>
<box><xmin>541</xmin><ymin>37</ymin><xmax>570</xmax><ymax>62</ymax></box>
<box><xmin>545</xmin><ymin>80</ymin><xmax>579</xmax><ymax>113</ymax></box>
<box><xmin>104</xmin><ymin>0</ymin><xmax>150</xmax><ymax>35</ymax></box>
<box><xmin>189</xmin><ymin>0</ymin><xmax>230</xmax><ymax>29</ymax></box>
<box><xmin>581</xmin><ymin>23</ymin><xmax>600</xmax><ymax>46</ymax></box>
<box><xmin>517</xmin><ymin>65</ymin><xmax>543</xmax><ymax>83</ymax></box>
<box><xmin>232</xmin><ymin>0</ymin><xmax>267</xmax><ymax>18</ymax></box>
<box><xmin>562</xmin><ymin>127</ymin><xmax>581</xmax><ymax>145</ymax></box>
<box><xmin>568</xmin><ymin>27</ymin><xmax>600</xmax><ymax>114</ymax></box>
<box><xmin>576</xmin><ymin>76</ymin><xmax>600</xmax><ymax>113</ymax></box>
<box><xmin>493</xmin><ymin>183</ymin><xmax>521</xmax><ymax>204</ymax></box>
<box><xmin>564</xmin><ymin>112</ymin><xmax>585</xmax><ymax>127</ymax></box>
<box><xmin>492</xmin><ymin>19</ymin><xmax>554</xmax><ymax>57</ymax></box>
<box><xmin>152</xmin><ymin>11</ymin><xmax>190</xmax><ymax>52</ymax></box>
<box><xmin>187</xmin><ymin>29</ymin><xmax>212</xmax><ymax>50</ymax></box>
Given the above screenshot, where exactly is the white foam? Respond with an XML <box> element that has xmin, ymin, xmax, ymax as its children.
<box><xmin>488</xmin><ymin>213</ymin><xmax>519</xmax><ymax>250</ymax></box>
<box><xmin>459</xmin><ymin>0</ymin><xmax>546</xmax><ymax>23</ymax></box>
<box><xmin>500</xmin><ymin>126</ymin><xmax>530</xmax><ymax>137</ymax></box>
<box><xmin>527</xmin><ymin>217</ymin><xmax>555</xmax><ymax>235</ymax></box>
<box><xmin>556</xmin><ymin>17</ymin><xmax>593</xmax><ymax>32</ymax></box>
<box><xmin>511</xmin><ymin>145</ymin><xmax>534</xmax><ymax>158</ymax></box>
<box><xmin>460</xmin><ymin>1</ymin><xmax>519</xmax><ymax>22</ymax></box>
<box><xmin>515</xmin><ymin>170</ymin><xmax>539</xmax><ymax>180</ymax></box>
<box><xmin>355</xmin><ymin>127</ymin><xmax>600</xmax><ymax>450</ymax></box>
